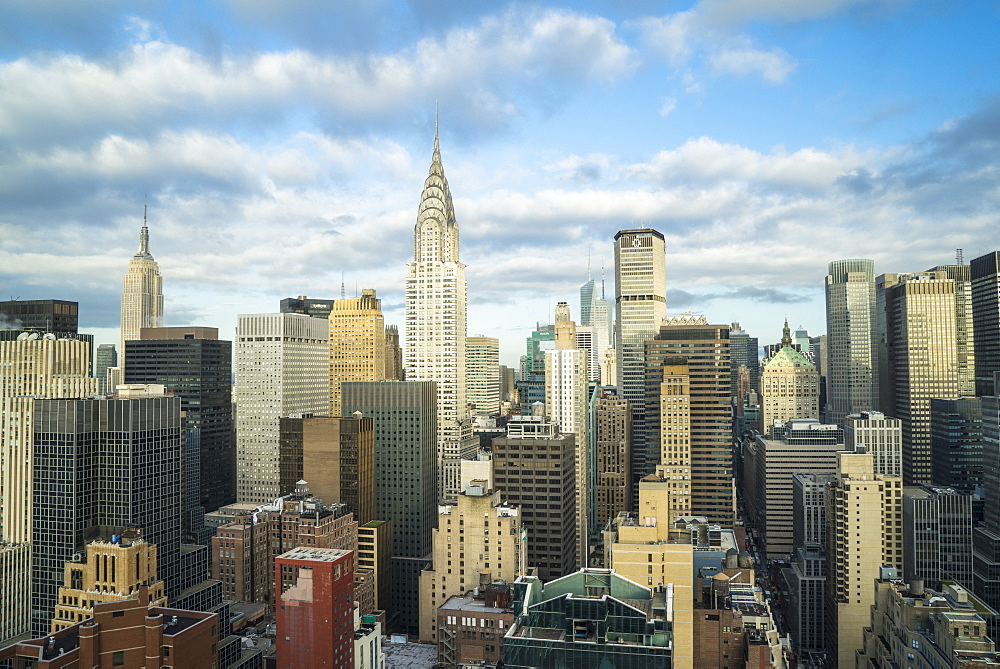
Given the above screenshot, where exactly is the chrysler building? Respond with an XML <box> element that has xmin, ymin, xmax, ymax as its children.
<box><xmin>120</xmin><ymin>206</ymin><xmax>163</xmax><ymax>367</ymax></box>
<box><xmin>405</xmin><ymin>126</ymin><xmax>476</xmax><ymax>501</ymax></box>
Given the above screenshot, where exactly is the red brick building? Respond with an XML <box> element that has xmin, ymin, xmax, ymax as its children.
<box><xmin>276</xmin><ymin>547</ymin><xmax>355</xmax><ymax>669</ymax></box>
<box><xmin>0</xmin><ymin>586</ymin><xmax>218</xmax><ymax>668</ymax></box>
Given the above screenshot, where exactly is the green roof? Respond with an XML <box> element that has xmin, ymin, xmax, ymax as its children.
<box><xmin>764</xmin><ymin>344</ymin><xmax>814</xmax><ymax>368</ymax></box>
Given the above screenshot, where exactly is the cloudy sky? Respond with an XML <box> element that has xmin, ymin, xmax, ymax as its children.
<box><xmin>2</xmin><ymin>1</ymin><xmax>998</xmax><ymax>365</ymax></box>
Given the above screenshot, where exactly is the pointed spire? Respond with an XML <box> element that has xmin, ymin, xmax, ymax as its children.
<box><xmin>587</xmin><ymin>249</ymin><xmax>592</xmax><ymax>281</ymax></box>
<box><xmin>135</xmin><ymin>201</ymin><xmax>153</xmax><ymax>260</ymax></box>
<box><xmin>781</xmin><ymin>318</ymin><xmax>792</xmax><ymax>347</ymax></box>
<box><xmin>601</xmin><ymin>260</ymin><xmax>606</xmax><ymax>299</ymax></box>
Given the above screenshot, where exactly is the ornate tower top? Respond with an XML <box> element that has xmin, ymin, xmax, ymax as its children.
<box><xmin>134</xmin><ymin>204</ymin><xmax>154</xmax><ymax>261</ymax></box>
<box><xmin>781</xmin><ymin>318</ymin><xmax>792</xmax><ymax>347</ymax></box>
<box><xmin>414</xmin><ymin>124</ymin><xmax>459</xmax><ymax>263</ymax></box>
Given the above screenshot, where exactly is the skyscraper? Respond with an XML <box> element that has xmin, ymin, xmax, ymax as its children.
<box><xmin>825</xmin><ymin>259</ymin><xmax>877</xmax><ymax>426</ymax></box>
<box><xmin>644</xmin><ymin>316</ymin><xmax>731</xmax><ymax>524</ymax></box>
<box><xmin>405</xmin><ymin>128</ymin><xmax>475</xmax><ymax>502</ymax></box>
<box><xmin>342</xmin><ymin>381</ymin><xmax>437</xmax><ymax>635</ymax></box>
<box><xmin>544</xmin><ymin>303</ymin><xmax>589</xmax><ymax>565</ymax></box>
<box><xmin>878</xmin><ymin>271</ymin><xmax>960</xmax><ymax>485</ymax></box>
<box><xmin>593</xmin><ymin>387</ymin><xmax>631</xmax><ymax>529</ymax></box>
<box><xmin>94</xmin><ymin>343</ymin><xmax>117</xmax><ymax>394</ymax></box>
<box><xmin>580</xmin><ymin>265</ymin><xmax>613</xmax><ymax>384</ymax></box>
<box><xmin>614</xmin><ymin>228</ymin><xmax>667</xmax><ymax>500</ymax></box>
<box><xmin>928</xmin><ymin>262</ymin><xmax>977</xmax><ymax>396</ymax></box>
<box><xmin>760</xmin><ymin>320</ymin><xmax>820</xmax><ymax>433</ymax></box>
<box><xmin>31</xmin><ymin>389</ymin><xmax>183</xmax><ymax>635</ymax></box>
<box><xmin>235</xmin><ymin>312</ymin><xmax>328</xmax><ymax>504</ymax></box>
<box><xmin>119</xmin><ymin>207</ymin><xmax>163</xmax><ymax>365</ymax></box>
<box><xmin>729</xmin><ymin>322</ymin><xmax>760</xmax><ymax>401</ymax></box>
<box><xmin>844</xmin><ymin>410</ymin><xmax>903</xmax><ymax>478</ymax></box>
<box><xmin>125</xmin><ymin>326</ymin><xmax>234</xmax><ymax>513</ymax></box>
<box><xmin>466</xmin><ymin>335</ymin><xmax>500</xmax><ymax>416</ymax></box>
<box><xmin>971</xmin><ymin>251</ymin><xmax>1000</xmax><ymax>396</ymax></box>
<box><xmin>328</xmin><ymin>288</ymin><xmax>385</xmax><ymax>417</ymax></box>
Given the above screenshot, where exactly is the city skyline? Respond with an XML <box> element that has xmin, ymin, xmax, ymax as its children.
<box><xmin>2</xmin><ymin>2</ymin><xmax>998</xmax><ymax>365</ymax></box>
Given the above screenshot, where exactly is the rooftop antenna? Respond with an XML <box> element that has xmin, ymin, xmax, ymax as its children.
<box><xmin>956</xmin><ymin>248</ymin><xmax>964</xmax><ymax>265</ymax></box>
<box><xmin>601</xmin><ymin>260</ymin><xmax>606</xmax><ymax>300</ymax></box>
<box><xmin>341</xmin><ymin>272</ymin><xmax>345</xmax><ymax>299</ymax></box>
<box><xmin>587</xmin><ymin>249</ymin><xmax>592</xmax><ymax>281</ymax></box>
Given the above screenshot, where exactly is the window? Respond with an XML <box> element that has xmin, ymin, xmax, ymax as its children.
<box><xmin>112</xmin><ymin>651</ymin><xmax>125</xmax><ymax>666</ymax></box>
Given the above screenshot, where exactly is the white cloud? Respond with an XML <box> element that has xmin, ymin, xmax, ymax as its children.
<box><xmin>659</xmin><ymin>96</ymin><xmax>678</xmax><ymax>117</ymax></box>
<box><xmin>710</xmin><ymin>44</ymin><xmax>795</xmax><ymax>83</ymax></box>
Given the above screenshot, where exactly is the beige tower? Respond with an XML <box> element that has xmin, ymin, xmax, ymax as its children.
<box><xmin>824</xmin><ymin>449</ymin><xmax>903</xmax><ymax>665</ymax></box>
<box><xmin>594</xmin><ymin>387</ymin><xmax>630</xmax><ymax>529</ymax></box>
<box><xmin>120</xmin><ymin>207</ymin><xmax>163</xmax><ymax>366</ymax></box>
<box><xmin>0</xmin><ymin>337</ymin><xmax>97</xmax><ymax>544</ymax></box>
<box><xmin>760</xmin><ymin>320</ymin><xmax>820</xmax><ymax>433</ymax></box>
<box><xmin>328</xmin><ymin>289</ymin><xmax>385</xmax><ymax>417</ymax></box>
<box><xmin>545</xmin><ymin>302</ymin><xmax>589</xmax><ymax>567</ymax></box>
<box><xmin>878</xmin><ymin>271</ymin><xmax>960</xmax><ymax>485</ymax></box>
<box><xmin>418</xmin><ymin>481</ymin><xmax>521</xmax><ymax>643</ymax></box>
<box><xmin>51</xmin><ymin>538</ymin><xmax>166</xmax><ymax>632</ymax></box>
<box><xmin>605</xmin><ymin>472</ymin><xmax>694</xmax><ymax>669</ymax></box>
<box><xmin>658</xmin><ymin>359</ymin><xmax>692</xmax><ymax>520</ymax></box>
<box><xmin>466</xmin><ymin>335</ymin><xmax>500</xmax><ymax>416</ymax></box>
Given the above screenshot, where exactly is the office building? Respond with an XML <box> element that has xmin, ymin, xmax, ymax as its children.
<box><xmin>419</xmin><ymin>482</ymin><xmax>520</xmax><ymax>643</ymax></box>
<box><xmin>760</xmin><ymin>320</ymin><xmax>820</xmax><ymax>432</ymax></box>
<box><xmin>580</xmin><ymin>268</ymin><xmax>613</xmax><ymax>385</ymax></box>
<box><xmin>644</xmin><ymin>316</ymin><xmax>732</xmax><ymax>524</ymax></box>
<box><xmin>279</xmin><ymin>295</ymin><xmax>335</xmax><ymax>319</ymax></box>
<box><xmin>328</xmin><ymin>289</ymin><xmax>385</xmax><ymax>417</ymax></box>
<box><xmin>859</xmin><ymin>579</ymin><xmax>1000</xmax><ymax>668</ymax></box>
<box><xmin>503</xmin><ymin>570</ymin><xmax>674</xmax><ymax>668</ymax></box>
<box><xmin>0</xmin><ymin>586</ymin><xmax>223</xmax><ymax>669</ymax></box>
<box><xmin>928</xmin><ymin>262</ymin><xmax>977</xmax><ymax>396</ymax></box>
<box><xmin>491</xmin><ymin>416</ymin><xmax>576</xmax><ymax>580</ymax></box>
<box><xmin>593</xmin><ymin>386</ymin><xmax>631</xmax><ymax>529</ymax></box>
<box><xmin>436</xmin><ymin>584</ymin><xmax>514</xmax><ymax>668</ymax></box>
<box><xmin>211</xmin><ymin>489</ymin><xmax>357</xmax><ymax>607</ymax></box>
<box><xmin>50</xmin><ymin>538</ymin><xmax>166</xmax><ymax>632</ymax></box>
<box><xmin>972</xmin><ymin>251</ymin><xmax>1000</xmax><ymax>396</ymax></box>
<box><xmin>119</xmin><ymin>209</ymin><xmax>163</xmax><ymax>365</ymax></box>
<box><xmin>931</xmin><ymin>397</ymin><xmax>983</xmax><ymax>492</ymax></box>
<box><xmin>657</xmin><ymin>359</ymin><xmax>692</xmax><ymax>520</ymax></box>
<box><xmin>603</xmin><ymin>472</ymin><xmax>696</xmax><ymax>667</ymax></box>
<box><xmin>275</xmin><ymin>547</ymin><xmax>355</xmax><ymax>669</ymax></box>
<box><xmin>825</xmin><ymin>259</ymin><xmax>877</xmax><ymax>427</ymax></box>
<box><xmin>614</xmin><ymin>228</ymin><xmax>667</xmax><ymax>503</ymax></box>
<box><xmin>744</xmin><ymin>420</ymin><xmax>844</xmax><ymax>559</ymax></box>
<box><xmin>0</xmin><ymin>299</ymin><xmax>80</xmax><ymax>335</ymax></box>
<box><xmin>235</xmin><ymin>312</ymin><xmax>328</xmax><ymax>504</ymax></box>
<box><xmin>974</xmin><ymin>395</ymin><xmax>1000</xmax><ymax>611</ymax></box>
<box><xmin>383</xmin><ymin>325</ymin><xmax>404</xmax><ymax>381</ymax></box>
<box><xmin>0</xmin><ymin>544</ymin><xmax>30</xmax><ymax>645</ymax></box>
<box><xmin>342</xmin><ymin>381</ymin><xmax>437</xmax><ymax>635</ymax></box>
<box><xmin>93</xmin><ymin>343</ymin><xmax>117</xmax><ymax>394</ymax></box>
<box><xmin>903</xmin><ymin>485</ymin><xmax>973</xmax><ymax>589</ymax></box>
<box><xmin>466</xmin><ymin>335</ymin><xmax>500</xmax><ymax>416</ymax></box>
<box><xmin>788</xmin><ymin>472</ymin><xmax>834</xmax><ymax>655</ymax></box>
<box><xmin>878</xmin><ymin>271</ymin><xmax>960</xmax><ymax>485</ymax></box>
<box><xmin>824</xmin><ymin>449</ymin><xmax>903</xmax><ymax>665</ymax></box>
<box><xmin>729</xmin><ymin>322</ymin><xmax>760</xmax><ymax>401</ymax></box>
<box><xmin>279</xmin><ymin>414</ymin><xmax>375</xmax><ymax>524</ymax></box>
<box><xmin>31</xmin><ymin>389</ymin><xmax>184</xmax><ymax>635</ymax></box>
<box><xmin>844</xmin><ymin>410</ymin><xmax>903</xmax><ymax>478</ymax></box>
<box><xmin>405</xmin><ymin>128</ymin><xmax>476</xmax><ymax>504</ymax></box>
<box><xmin>357</xmin><ymin>520</ymin><xmax>392</xmax><ymax>615</ymax></box>
<box><xmin>544</xmin><ymin>302</ymin><xmax>590</xmax><ymax>565</ymax></box>
<box><xmin>125</xmin><ymin>326</ymin><xmax>235</xmax><ymax>513</ymax></box>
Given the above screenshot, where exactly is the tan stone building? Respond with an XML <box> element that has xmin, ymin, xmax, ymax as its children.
<box><xmin>659</xmin><ymin>359</ymin><xmax>692</xmax><ymax>520</ymax></box>
<box><xmin>760</xmin><ymin>320</ymin><xmax>820</xmax><ymax>433</ymax></box>
<box><xmin>329</xmin><ymin>289</ymin><xmax>386</xmax><ymax>417</ymax></box>
<box><xmin>51</xmin><ymin>538</ymin><xmax>167</xmax><ymax>632</ymax></box>
<box><xmin>594</xmin><ymin>386</ymin><xmax>630</xmax><ymax>531</ymax></box>
<box><xmin>604</xmin><ymin>468</ymin><xmax>696</xmax><ymax>669</ymax></box>
<box><xmin>825</xmin><ymin>449</ymin><xmax>903</xmax><ymax>665</ymax></box>
<box><xmin>419</xmin><ymin>483</ymin><xmax>521</xmax><ymax>643</ymax></box>
<box><xmin>119</xmin><ymin>211</ymin><xmax>163</xmax><ymax>367</ymax></box>
<box><xmin>436</xmin><ymin>583</ymin><xmax>514</xmax><ymax>667</ymax></box>
<box><xmin>358</xmin><ymin>519</ymin><xmax>392</xmax><ymax>615</ymax></box>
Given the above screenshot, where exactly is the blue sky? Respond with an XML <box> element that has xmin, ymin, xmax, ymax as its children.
<box><xmin>1</xmin><ymin>0</ymin><xmax>998</xmax><ymax>364</ymax></box>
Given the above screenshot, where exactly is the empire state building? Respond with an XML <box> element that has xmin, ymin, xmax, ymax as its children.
<box><xmin>405</xmin><ymin>128</ymin><xmax>475</xmax><ymax>502</ymax></box>
<box><xmin>120</xmin><ymin>207</ymin><xmax>163</xmax><ymax>366</ymax></box>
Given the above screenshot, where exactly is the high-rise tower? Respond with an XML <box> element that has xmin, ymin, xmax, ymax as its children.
<box><xmin>328</xmin><ymin>288</ymin><xmax>385</xmax><ymax>417</ymax></box>
<box><xmin>825</xmin><ymin>259</ymin><xmax>877</xmax><ymax>426</ymax></box>
<box><xmin>120</xmin><ymin>206</ymin><xmax>163</xmax><ymax>365</ymax></box>
<box><xmin>971</xmin><ymin>251</ymin><xmax>1000</xmax><ymax>396</ymax></box>
<box><xmin>405</xmin><ymin>127</ymin><xmax>475</xmax><ymax>502</ymax></box>
<box><xmin>614</xmin><ymin>229</ymin><xmax>667</xmax><ymax>502</ymax></box>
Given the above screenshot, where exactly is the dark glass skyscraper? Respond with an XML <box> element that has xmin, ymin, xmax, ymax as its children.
<box><xmin>972</xmin><ymin>251</ymin><xmax>1000</xmax><ymax>396</ymax></box>
<box><xmin>31</xmin><ymin>392</ymin><xmax>183</xmax><ymax>635</ymax></box>
<box><xmin>341</xmin><ymin>380</ymin><xmax>436</xmax><ymax>636</ymax></box>
<box><xmin>124</xmin><ymin>327</ymin><xmax>234</xmax><ymax>513</ymax></box>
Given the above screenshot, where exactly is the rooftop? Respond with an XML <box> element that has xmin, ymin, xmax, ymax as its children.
<box><xmin>278</xmin><ymin>547</ymin><xmax>350</xmax><ymax>562</ymax></box>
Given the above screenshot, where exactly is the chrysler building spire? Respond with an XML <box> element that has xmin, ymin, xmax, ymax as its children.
<box><xmin>405</xmin><ymin>127</ymin><xmax>473</xmax><ymax>503</ymax></box>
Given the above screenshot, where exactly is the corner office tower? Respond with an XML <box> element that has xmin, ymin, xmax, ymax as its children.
<box><xmin>405</xmin><ymin>129</ymin><xmax>475</xmax><ymax>502</ymax></box>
